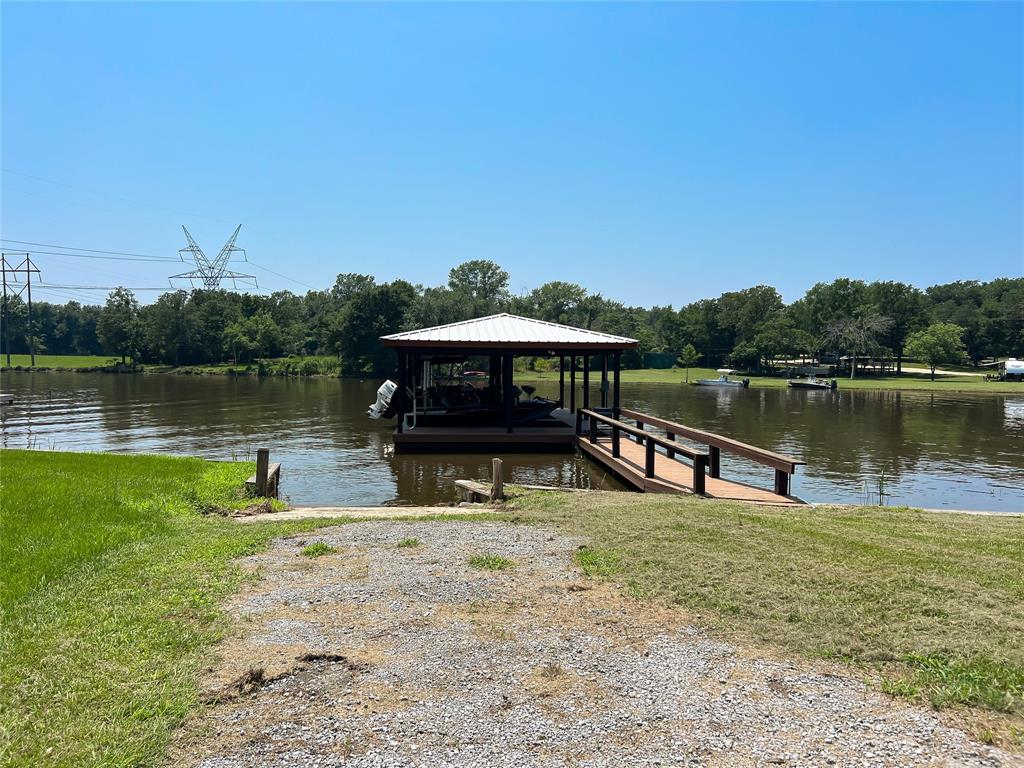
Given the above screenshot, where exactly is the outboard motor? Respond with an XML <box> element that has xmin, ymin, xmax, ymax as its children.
<box><xmin>368</xmin><ymin>380</ymin><xmax>397</xmax><ymax>419</ymax></box>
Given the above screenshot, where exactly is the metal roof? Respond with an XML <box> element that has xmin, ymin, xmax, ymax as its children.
<box><xmin>381</xmin><ymin>313</ymin><xmax>638</xmax><ymax>350</ymax></box>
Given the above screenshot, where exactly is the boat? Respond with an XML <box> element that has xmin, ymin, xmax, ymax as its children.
<box><xmin>368</xmin><ymin>379</ymin><xmax>559</xmax><ymax>427</ymax></box>
<box><xmin>694</xmin><ymin>369</ymin><xmax>749</xmax><ymax>388</ymax></box>
<box><xmin>788</xmin><ymin>376</ymin><xmax>837</xmax><ymax>390</ymax></box>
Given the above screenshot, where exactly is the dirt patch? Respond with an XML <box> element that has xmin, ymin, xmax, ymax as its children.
<box><xmin>170</xmin><ymin>521</ymin><xmax>1013</xmax><ymax>768</ymax></box>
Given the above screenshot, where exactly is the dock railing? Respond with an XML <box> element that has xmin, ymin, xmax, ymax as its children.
<box><xmin>618</xmin><ymin>407</ymin><xmax>804</xmax><ymax>496</ymax></box>
<box><xmin>577</xmin><ymin>408</ymin><xmax>709</xmax><ymax>494</ymax></box>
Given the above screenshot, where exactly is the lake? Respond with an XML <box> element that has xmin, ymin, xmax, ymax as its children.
<box><xmin>1</xmin><ymin>371</ymin><xmax>1021</xmax><ymax>511</ymax></box>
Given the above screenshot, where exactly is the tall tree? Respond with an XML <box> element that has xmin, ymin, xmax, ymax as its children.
<box><xmin>867</xmin><ymin>281</ymin><xmax>930</xmax><ymax>374</ymax></box>
<box><xmin>824</xmin><ymin>312</ymin><xmax>893</xmax><ymax>378</ymax></box>
<box><xmin>904</xmin><ymin>323</ymin><xmax>967</xmax><ymax>380</ymax></box>
<box><xmin>447</xmin><ymin>260</ymin><xmax>510</xmax><ymax>315</ymax></box>
<box><xmin>96</xmin><ymin>288</ymin><xmax>140</xmax><ymax>365</ymax></box>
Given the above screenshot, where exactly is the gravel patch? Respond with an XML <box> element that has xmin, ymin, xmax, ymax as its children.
<box><xmin>172</xmin><ymin>521</ymin><xmax>1013</xmax><ymax>768</ymax></box>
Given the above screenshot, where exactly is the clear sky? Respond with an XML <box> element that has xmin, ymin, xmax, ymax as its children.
<box><xmin>2</xmin><ymin>2</ymin><xmax>1022</xmax><ymax>308</ymax></box>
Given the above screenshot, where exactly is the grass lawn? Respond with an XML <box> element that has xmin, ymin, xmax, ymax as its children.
<box><xmin>507</xmin><ymin>490</ymin><xmax>1024</xmax><ymax>744</ymax></box>
<box><xmin>0</xmin><ymin>450</ymin><xmax>342</xmax><ymax>767</ymax></box>
<box><xmin>520</xmin><ymin>366</ymin><xmax>1024</xmax><ymax>394</ymax></box>
<box><xmin>0</xmin><ymin>354</ymin><xmax>124</xmax><ymax>370</ymax></box>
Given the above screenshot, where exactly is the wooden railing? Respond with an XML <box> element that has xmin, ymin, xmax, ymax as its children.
<box><xmin>577</xmin><ymin>408</ymin><xmax>709</xmax><ymax>495</ymax></box>
<box><xmin>618</xmin><ymin>408</ymin><xmax>804</xmax><ymax>496</ymax></box>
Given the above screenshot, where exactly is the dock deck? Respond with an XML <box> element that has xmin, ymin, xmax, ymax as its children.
<box><xmin>393</xmin><ymin>408</ymin><xmax>577</xmax><ymax>453</ymax></box>
<box><xmin>578</xmin><ymin>436</ymin><xmax>803</xmax><ymax>505</ymax></box>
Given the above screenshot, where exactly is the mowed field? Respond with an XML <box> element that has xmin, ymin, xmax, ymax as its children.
<box><xmin>0</xmin><ymin>354</ymin><xmax>123</xmax><ymax>369</ymax></box>
<box><xmin>521</xmin><ymin>366</ymin><xmax>1024</xmax><ymax>394</ymax></box>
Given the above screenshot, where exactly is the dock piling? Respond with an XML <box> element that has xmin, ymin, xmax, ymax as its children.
<box><xmin>491</xmin><ymin>458</ymin><xmax>504</xmax><ymax>501</ymax></box>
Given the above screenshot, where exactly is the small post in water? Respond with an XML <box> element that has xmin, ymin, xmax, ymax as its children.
<box><xmin>490</xmin><ymin>457</ymin><xmax>504</xmax><ymax>501</ymax></box>
<box><xmin>256</xmin><ymin>448</ymin><xmax>270</xmax><ymax>497</ymax></box>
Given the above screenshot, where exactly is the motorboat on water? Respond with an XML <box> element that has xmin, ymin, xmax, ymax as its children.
<box><xmin>694</xmin><ymin>369</ymin><xmax>749</xmax><ymax>388</ymax></box>
<box><xmin>368</xmin><ymin>377</ymin><xmax>559</xmax><ymax>428</ymax></box>
<box><xmin>787</xmin><ymin>375</ymin><xmax>837</xmax><ymax>390</ymax></box>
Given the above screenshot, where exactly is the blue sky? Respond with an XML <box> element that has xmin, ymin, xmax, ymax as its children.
<box><xmin>2</xmin><ymin>2</ymin><xmax>1021</xmax><ymax>307</ymax></box>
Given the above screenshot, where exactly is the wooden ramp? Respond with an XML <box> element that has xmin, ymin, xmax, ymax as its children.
<box><xmin>579</xmin><ymin>437</ymin><xmax>802</xmax><ymax>505</ymax></box>
<box><xmin>576</xmin><ymin>408</ymin><xmax>806</xmax><ymax>506</ymax></box>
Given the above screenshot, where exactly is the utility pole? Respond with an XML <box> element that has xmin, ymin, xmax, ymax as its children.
<box><xmin>0</xmin><ymin>254</ymin><xmax>40</xmax><ymax>367</ymax></box>
<box><xmin>1</xmin><ymin>253</ymin><xmax>9</xmax><ymax>368</ymax></box>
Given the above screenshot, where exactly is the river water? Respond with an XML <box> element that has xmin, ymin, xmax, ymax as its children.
<box><xmin>1</xmin><ymin>372</ymin><xmax>1021</xmax><ymax>511</ymax></box>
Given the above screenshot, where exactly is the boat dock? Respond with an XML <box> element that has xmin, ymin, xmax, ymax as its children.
<box><xmin>378</xmin><ymin>314</ymin><xmax>808</xmax><ymax>505</ymax></box>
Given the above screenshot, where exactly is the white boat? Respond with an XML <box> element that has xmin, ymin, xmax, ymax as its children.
<box><xmin>788</xmin><ymin>375</ymin><xmax>837</xmax><ymax>390</ymax></box>
<box><xmin>694</xmin><ymin>369</ymin><xmax>749</xmax><ymax>388</ymax></box>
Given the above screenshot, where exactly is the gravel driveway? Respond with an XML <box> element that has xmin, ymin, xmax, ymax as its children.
<box><xmin>172</xmin><ymin>521</ymin><xmax>1012</xmax><ymax>767</ymax></box>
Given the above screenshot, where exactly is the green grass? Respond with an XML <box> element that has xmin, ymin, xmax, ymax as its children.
<box><xmin>0</xmin><ymin>449</ymin><xmax>342</xmax><ymax>767</ymax></box>
<box><xmin>397</xmin><ymin>537</ymin><xmax>420</xmax><ymax>548</ymax></box>
<box><xmin>520</xmin><ymin>366</ymin><xmax>1024</xmax><ymax>394</ymax></box>
<box><xmin>300</xmin><ymin>541</ymin><xmax>337</xmax><ymax>558</ymax></box>
<box><xmin>468</xmin><ymin>553</ymin><xmax>516</xmax><ymax>571</ymax></box>
<box><xmin>150</xmin><ymin>355</ymin><xmax>341</xmax><ymax>378</ymax></box>
<box><xmin>0</xmin><ymin>354</ymin><xmax>124</xmax><ymax>370</ymax></box>
<box><xmin>508</xmin><ymin>491</ymin><xmax>1024</xmax><ymax>737</ymax></box>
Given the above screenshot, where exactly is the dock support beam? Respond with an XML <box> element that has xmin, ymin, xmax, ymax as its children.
<box><xmin>612</xmin><ymin>353</ymin><xmax>621</xmax><ymax>420</ymax></box>
<box><xmin>774</xmin><ymin>469</ymin><xmax>790</xmax><ymax>496</ymax></box>
<box><xmin>709</xmin><ymin>446</ymin><xmax>721</xmax><ymax>478</ymax></box>
<box><xmin>582</xmin><ymin>354</ymin><xmax>590</xmax><ymax>410</ymax></box>
<box><xmin>502</xmin><ymin>353</ymin><xmax>514</xmax><ymax>434</ymax></box>
<box><xmin>570</xmin><ymin>356</ymin><xmax>577</xmax><ymax>413</ymax></box>
<box><xmin>396</xmin><ymin>350</ymin><xmax>407</xmax><ymax>433</ymax></box>
<box><xmin>600</xmin><ymin>354</ymin><xmax>608</xmax><ymax>408</ymax></box>
<box><xmin>559</xmin><ymin>356</ymin><xmax>565</xmax><ymax>407</ymax></box>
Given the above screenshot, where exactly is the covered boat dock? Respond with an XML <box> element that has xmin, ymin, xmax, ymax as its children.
<box><xmin>380</xmin><ymin>313</ymin><xmax>637</xmax><ymax>453</ymax></box>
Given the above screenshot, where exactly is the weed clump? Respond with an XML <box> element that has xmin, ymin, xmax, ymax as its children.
<box><xmin>301</xmin><ymin>542</ymin><xmax>337</xmax><ymax>558</ymax></box>
<box><xmin>468</xmin><ymin>553</ymin><xmax>515</xmax><ymax>571</ymax></box>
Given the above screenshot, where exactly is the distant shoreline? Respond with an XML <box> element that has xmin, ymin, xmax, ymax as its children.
<box><xmin>3</xmin><ymin>356</ymin><xmax>1022</xmax><ymax>394</ymax></box>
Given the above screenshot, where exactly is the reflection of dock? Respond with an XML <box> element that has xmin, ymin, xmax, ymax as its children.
<box><xmin>0</xmin><ymin>394</ymin><xmax>14</xmax><ymax>406</ymax></box>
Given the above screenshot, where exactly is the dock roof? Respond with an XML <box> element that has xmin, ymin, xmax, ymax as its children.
<box><xmin>380</xmin><ymin>313</ymin><xmax>638</xmax><ymax>351</ymax></box>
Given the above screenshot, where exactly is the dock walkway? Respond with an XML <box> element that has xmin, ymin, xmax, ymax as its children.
<box><xmin>576</xmin><ymin>408</ymin><xmax>806</xmax><ymax>505</ymax></box>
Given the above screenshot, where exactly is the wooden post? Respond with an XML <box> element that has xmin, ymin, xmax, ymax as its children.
<box><xmin>635</xmin><ymin>420</ymin><xmax>644</xmax><ymax>445</ymax></box>
<box><xmin>255</xmin><ymin>448</ymin><xmax>269</xmax><ymax>497</ymax></box>
<box><xmin>666</xmin><ymin>431</ymin><xmax>676</xmax><ymax>459</ymax></box>
<box><xmin>589</xmin><ymin>411</ymin><xmax>598</xmax><ymax>444</ymax></box>
<box><xmin>693</xmin><ymin>456</ymin><xmax>706</xmax><ymax>495</ymax></box>
<box><xmin>612</xmin><ymin>424</ymin><xmax>620</xmax><ymax>458</ymax></box>
<box><xmin>502</xmin><ymin>353</ymin><xmax>514</xmax><ymax>434</ymax></box>
<box><xmin>559</xmin><ymin>356</ymin><xmax>565</xmax><ymax>407</ymax></box>
<box><xmin>491</xmin><ymin>457</ymin><xmax>504</xmax><ymax>501</ymax></box>
<box><xmin>575</xmin><ymin>407</ymin><xmax>583</xmax><ymax>435</ymax></box>
<box><xmin>570</xmin><ymin>356</ymin><xmax>577</xmax><ymax>413</ymax></box>
<box><xmin>396</xmin><ymin>350</ymin><xmax>406</xmax><ymax>433</ymax></box>
<box><xmin>600</xmin><ymin>354</ymin><xmax>608</xmax><ymax>408</ymax></box>
<box><xmin>709</xmin><ymin>446</ymin><xmax>721</xmax><ymax>478</ymax></box>
<box><xmin>612</xmin><ymin>352</ymin><xmax>621</xmax><ymax>420</ymax></box>
<box><xmin>645</xmin><ymin>438</ymin><xmax>656</xmax><ymax>479</ymax></box>
<box><xmin>774</xmin><ymin>469</ymin><xmax>790</xmax><ymax>496</ymax></box>
<box><xmin>582</xmin><ymin>354</ymin><xmax>590</xmax><ymax>410</ymax></box>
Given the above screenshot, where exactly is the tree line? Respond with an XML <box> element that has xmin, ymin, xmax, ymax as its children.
<box><xmin>2</xmin><ymin>260</ymin><xmax>1021</xmax><ymax>375</ymax></box>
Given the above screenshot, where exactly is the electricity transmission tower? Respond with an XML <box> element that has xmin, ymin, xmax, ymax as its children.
<box><xmin>1</xmin><ymin>252</ymin><xmax>41</xmax><ymax>367</ymax></box>
<box><xmin>170</xmin><ymin>225</ymin><xmax>257</xmax><ymax>290</ymax></box>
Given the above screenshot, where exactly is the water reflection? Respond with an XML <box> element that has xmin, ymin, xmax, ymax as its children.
<box><xmin>1</xmin><ymin>372</ymin><xmax>1022</xmax><ymax>511</ymax></box>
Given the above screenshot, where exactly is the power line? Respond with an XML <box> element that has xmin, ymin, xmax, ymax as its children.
<box><xmin>38</xmin><ymin>284</ymin><xmax>171</xmax><ymax>291</ymax></box>
<box><xmin>247</xmin><ymin>259</ymin><xmax>318</xmax><ymax>291</ymax></box>
<box><xmin>0</xmin><ymin>238</ymin><xmax>177</xmax><ymax>260</ymax></box>
<box><xmin>1</xmin><ymin>168</ymin><xmax>228</xmax><ymax>223</ymax></box>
